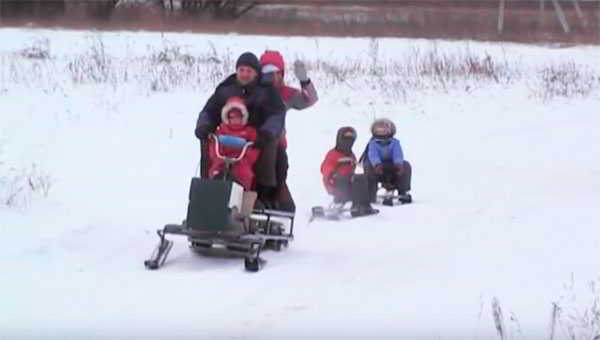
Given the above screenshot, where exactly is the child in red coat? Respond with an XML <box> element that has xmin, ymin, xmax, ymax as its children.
<box><xmin>208</xmin><ymin>97</ymin><xmax>260</xmax><ymax>191</ymax></box>
<box><xmin>320</xmin><ymin>127</ymin><xmax>378</xmax><ymax>217</ymax></box>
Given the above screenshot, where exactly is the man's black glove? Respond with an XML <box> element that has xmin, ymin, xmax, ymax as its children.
<box><xmin>254</xmin><ymin>130</ymin><xmax>274</xmax><ymax>149</ymax></box>
<box><xmin>195</xmin><ymin>124</ymin><xmax>210</xmax><ymax>140</ymax></box>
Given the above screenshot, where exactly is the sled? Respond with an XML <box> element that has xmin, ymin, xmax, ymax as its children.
<box><xmin>309</xmin><ymin>201</ymin><xmax>378</xmax><ymax>222</ymax></box>
<box><xmin>376</xmin><ymin>188</ymin><xmax>413</xmax><ymax>206</ymax></box>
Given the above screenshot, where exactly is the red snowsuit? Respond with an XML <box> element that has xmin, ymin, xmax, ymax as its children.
<box><xmin>208</xmin><ymin>124</ymin><xmax>260</xmax><ymax>190</ymax></box>
<box><xmin>320</xmin><ymin>149</ymin><xmax>357</xmax><ymax>195</ymax></box>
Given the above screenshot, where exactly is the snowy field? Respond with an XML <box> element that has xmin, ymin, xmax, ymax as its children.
<box><xmin>1</xmin><ymin>28</ymin><xmax>600</xmax><ymax>339</ymax></box>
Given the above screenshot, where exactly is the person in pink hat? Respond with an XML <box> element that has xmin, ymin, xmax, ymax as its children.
<box><xmin>259</xmin><ymin>50</ymin><xmax>319</xmax><ymax>212</ymax></box>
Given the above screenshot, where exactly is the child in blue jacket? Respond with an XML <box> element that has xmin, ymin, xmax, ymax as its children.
<box><xmin>361</xmin><ymin>118</ymin><xmax>412</xmax><ymax>205</ymax></box>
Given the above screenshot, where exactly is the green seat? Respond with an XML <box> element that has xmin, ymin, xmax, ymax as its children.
<box><xmin>186</xmin><ymin>178</ymin><xmax>244</xmax><ymax>232</ymax></box>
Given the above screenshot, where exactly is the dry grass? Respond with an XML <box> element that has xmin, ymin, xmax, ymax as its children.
<box><xmin>0</xmin><ymin>35</ymin><xmax>598</xmax><ymax>100</ymax></box>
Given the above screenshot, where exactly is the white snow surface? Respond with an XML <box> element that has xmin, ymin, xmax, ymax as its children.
<box><xmin>1</xmin><ymin>28</ymin><xmax>600</xmax><ymax>339</ymax></box>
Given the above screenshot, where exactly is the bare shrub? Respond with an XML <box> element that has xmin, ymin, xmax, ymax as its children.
<box><xmin>2</xmin><ymin>53</ymin><xmax>59</xmax><ymax>91</ymax></box>
<box><xmin>532</xmin><ymin>62</ymin><xmax>599</xmax><ymax>101</ymax></box>
<box><xmin>67</xmin><ymin>35</ymin><xmax>113</xmax><ymax>84</ymax></box>
<box><xmin>19</xmin><ymin>37</ymin><xmax>51</xmax><ymax>60</ymax></box>
<box><xmin>0</xmin><ymin>162</ymin><xmax>52</xmax><ymax>209</ymax></box>
<box><xmin>146</xmin><ymin>39</ymin><xmax>225</xmax><ymax>92</ymax></box>
<box><xmin>553</xmin><ymin>275</ymin><xmax>600</xmax><ymax>340</ymax></box>
<box><xmin>316</xmin><ymin>59</ymin><xmax>363</xmax><ymax>91</ymax></box>
<box><xmin>150</xmin><ymin>41</ymin><xmax>196</xmax><ymax>65</ymax></box>
<box><xmin>492</xmin><ymin>297</ymin><xmax>507</xmax><ymax>340</ymax></box>
<box><xmin>3</xmin><ymin>35</ymin><xmax>597</xmax><ymax>104</ymax></box>
<box><xmin>368</xmin><ymin>38</ymin><xmax>382</xmax><ymax>77</ymax></box>
<box><xmin>397</xmin><ymin>47</ymin><xmax>518</xmax><ymax>92</ymax></box>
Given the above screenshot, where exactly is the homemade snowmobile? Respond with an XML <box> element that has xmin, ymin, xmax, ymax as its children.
<box><xmin>144</xmin><ymin>134</ymin><xmax>295</xmax><ymax>272</ymax></box>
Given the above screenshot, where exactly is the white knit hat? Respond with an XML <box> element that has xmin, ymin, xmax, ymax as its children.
<box><xmin>221</xmin><ymin>96</ymin><xmax>249</xmax><ymax>125</ymax></box>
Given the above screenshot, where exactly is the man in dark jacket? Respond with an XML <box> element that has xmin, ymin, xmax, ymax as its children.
<box><xmin>195</xmin><ymin>52</ymin><xmax>286</xmax><ymax>208</ymax></box>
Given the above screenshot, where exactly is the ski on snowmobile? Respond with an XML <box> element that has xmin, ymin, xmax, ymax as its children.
<box><xmin>309</xmin><ymin>203</ymin><xmax>378</xmax><ymax>222</ymax></box>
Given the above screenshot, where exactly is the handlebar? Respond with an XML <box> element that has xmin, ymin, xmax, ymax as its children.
<box><xmin>209</xmin><ymin>133</ymin><xmax>254</xmax><ymax>163</ymax></box>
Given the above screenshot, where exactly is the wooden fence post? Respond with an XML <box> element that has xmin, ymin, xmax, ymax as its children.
<box><xmin>571</xmin><ymin>0</ymin><xmax>588</xmax><ymax>28</ymax></box>
<box><xmin>552</xmin><ymin>0</ymin><xmax>570</xmax><ymax>33</ymax></box>
<box><xmin>498</xmin><ymin>0</ymin><xmax>505</xmax><ymax>33</ymax></box>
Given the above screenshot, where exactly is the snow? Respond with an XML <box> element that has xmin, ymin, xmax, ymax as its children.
<box><xmin>1</xmin><ymin>28</ymin><xmax>600</xmax><ymax>339</ymax></box>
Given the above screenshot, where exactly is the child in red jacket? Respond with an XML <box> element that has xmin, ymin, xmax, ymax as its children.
<box><xmin>320</xmin><ymin>127</ymin><xmax>378</xmax><ymax>217</ymax></box>
<box><xmin>208</xmin><ymin>97</ymin><xmax>260</xmax><ymax>191</ymax></box>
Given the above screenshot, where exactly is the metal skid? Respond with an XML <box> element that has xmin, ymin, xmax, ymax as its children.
<box><xmin>309</xmin><ymin>202</ymin><xmax>351</xmax><ymax>222</ymax></box>
<box><xmin>144</xmin><ymin>209</ymin><xmax>295</xmax><ymax>272</ymax></box>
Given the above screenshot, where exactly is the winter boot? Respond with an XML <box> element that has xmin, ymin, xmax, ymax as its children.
<box><xmin>350</xmin><ymin>203</ymin><xmax>379</xmax><ymax>217</ymax></box>
<box><xmin>398</xmin><ymin>191</ymin><xmax>413</xmax><ymax>204</ymax></box>
<box><xmin>382</xmin><ymin>197</ymin><xmax>394</xmax><ymax>206</ymax></box>
<box><xmin>255</xmin><ymin>184</ymin><xmax>276</xmax><ymax>210</ymax></box>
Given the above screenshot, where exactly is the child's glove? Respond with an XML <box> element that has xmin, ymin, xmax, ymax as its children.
<box><xmin>294</xmin><ymin>60</ymin><xmax>309</xmax><ymax>82</ymax></box>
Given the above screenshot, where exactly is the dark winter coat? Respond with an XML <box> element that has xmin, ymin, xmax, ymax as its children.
<box><xmin>196</xmin><ymin>74</ymin><xmax>286</xmax><ymax>140</ymax></box>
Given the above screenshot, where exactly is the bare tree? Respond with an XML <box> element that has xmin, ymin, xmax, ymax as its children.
<box><xmin>179</xmin><ymin>0</ymin><xmax>257</xmax><ymax>19</ymax></box>
<box><xmin>86</xmin><ymin>0</ymin><xmax>119</xmax><ymax>21</ymax></box>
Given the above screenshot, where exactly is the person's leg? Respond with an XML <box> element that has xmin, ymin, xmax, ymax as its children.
<box><xmin>380</xmin><ymin>162</ymin><xmax>402</xmax><ymax>205</ymax></box>
<box><xmin>276</xmin><ymin>182</ymin><xmax>296</xmax><ymax>212</ymax></box>
<box><xmin>200</xmin><ymin>139</ymin><xmax>210</xmax><ymax>178</ymax></box>
<box><xmin>333</xmin><ymin>175</ymin><xmax>353</xmax><ymax>204</ymax></box>
<box><xmin>232</xmin><ymin>163</ymin><xmax>253</xmax><ymax>191</ymax></box>
<box><xmin>274</xmin><ymin>146</ymin><xmax>295</xmax><ymax>212</ymax></box>
<box><xmin>350</xmin><ymin>174</ymin><xmax>378</xmax><ymax>216</ymax></box>
<box><xmin>254</xmin><ymin>138</ymin><xmax>278</xmax><ymax>187</ymax></box>
<box><xmin>254</xmin><ymin>138</ymin><xmax>278</xmax><ymax>207</ymax></box>
<box><xmin>397</xmin><ymin>160</ymin><xmax>412</xmax><ymax>194</ymax></box>
<box><xmin>275</xmin><ymin>145</ymin><xmax>289</xmax><ymax>185</ymax></box>
<box><xmin>363</xmin><ymin>159</ymin><xmax>378</xmax><ymax>203</ymax></box>
<box><xmin>381</xmin><ymin>163</ymin><xmax>397</xmax><ymax>190</ymax></box>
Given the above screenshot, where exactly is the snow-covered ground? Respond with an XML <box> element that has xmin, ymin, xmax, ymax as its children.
<box><xmin>1</xmin><ymin>28</ymin><xmax>600</xmax><ymax>339</ymax></box>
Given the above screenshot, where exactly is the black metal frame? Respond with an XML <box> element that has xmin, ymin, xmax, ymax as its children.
<box><xmin>144</xmin><ymin>208</ymin><xmax>295</xmax><ymax>271</ymax></box>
